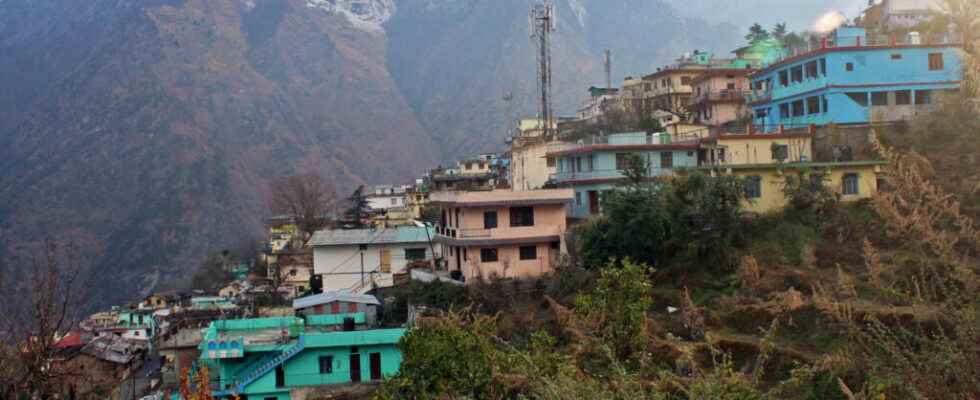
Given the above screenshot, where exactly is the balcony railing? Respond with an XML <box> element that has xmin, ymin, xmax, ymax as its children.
<box><xmin>688</xmin><ymin>90</ymin><xmax>751</xmax><ymax>106</ymax></box>
<box><xmin>551</xmin><ymin>167</ymin><xmax>675</xmax><ymax>182</ymax></box>
<box><xmin>437</xmin><ymin>226</ymin><xmax>561</xmax><ymax>241</ymax></box>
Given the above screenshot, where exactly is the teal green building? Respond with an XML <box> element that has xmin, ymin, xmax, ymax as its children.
<box><xmin>198</xmin><ymin>314</ymin><xmax>405</xmax><ymax>399</ymax></box>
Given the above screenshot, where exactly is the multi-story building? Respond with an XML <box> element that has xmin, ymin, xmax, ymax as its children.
<box><xmin>431</xmin><ymin>189</ymin><xmax>573</xmax><ymax>282</ymax></box>
<box><xmin>635</xmin><ymin>51</ymin><xmax>738</xmax><ymax>118</ymax></box>
<box><xmin>427</xmin><ymin>155</ymin><xmax>504</xmax><ymax>192</ymax></box>
<box><xmin>200</xmin><ymin>314</ymin><xmax>405</xmax><ymax>399</ymax></box>
<box><xmin>576</xmin><ymin>86</ymin><xmax>620</xmax><ymax>122</ymax></box>
<box><xmin>309</xmin><ymin>225</ymin><xmax>438</xmax><ymax>293</ymax></box>
<box><xmin>699</xmin><ymin>129</ymin><xmax>886</xmax><ymax>213</ymax></box>
<box><xmin>688</xmin><ymin>68</ymin><xmax>755</xmax><ymax>127</ymax></box>
<box><xmin>747</xmin><ymin>27</ymin><xmax>962</xmax><ymax>132</ymax></box>
<box><xmin>546</xmin><ymin>132</ymin><xmax>700</xmax><ymax>219</ymax></box>
<box><xmin>862</xmin><ymin>0</ymin><xmax>942</xmax><ymax>31</ymax></box>
<box><xmin>366</xmin><ymin>185</ymin><xmax>410</xmax><ymax>211</ymax></box>
<box><xmin>510</xmin><ymin>118</ymin><xmax>561</xmax><ymax>191</ymax></box>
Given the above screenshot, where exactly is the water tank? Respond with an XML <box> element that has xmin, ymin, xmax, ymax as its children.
<box><xmin>908</xmin><ymin>32</ymin><xmax>921</xmax><ymax>45</ymax></box>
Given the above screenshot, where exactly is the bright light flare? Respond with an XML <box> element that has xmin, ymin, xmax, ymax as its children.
<box><xmin>812</xmin><ymin>10</ymin><xmax>847</xmax><ymax>33</ymax></box>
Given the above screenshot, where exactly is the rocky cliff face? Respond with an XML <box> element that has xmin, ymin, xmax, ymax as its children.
<box><xmin>0</xmin><ymin>0</ymin><xmax>738</xmax><ymax>307</ymax></box>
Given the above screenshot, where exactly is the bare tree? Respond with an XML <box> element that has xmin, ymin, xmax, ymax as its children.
<box><xmin>270</xmin><ymin>174</ymin><xmax>337</xmax><ymax>238</ymax></box>
<box><xmin>0</xmin><ymin>240</ymin><xmax>95</xmax><ymax>398</ymax></box>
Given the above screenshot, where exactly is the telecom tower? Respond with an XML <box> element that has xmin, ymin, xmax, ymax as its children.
<box><xmin>604</xmin><ymin>49</ymin><xmax>612</xmax><ymax>90</ymax></box>
<box><xmin>529</xmin><ymin>1</ymin><xmax>556</xmax><ymax>137</ymax></box>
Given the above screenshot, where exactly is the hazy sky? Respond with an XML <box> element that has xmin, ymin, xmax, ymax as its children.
<box><xmin>664</xmin><ymin>0</ymin><xmax>869</xmax><ymax>32</ymax></box>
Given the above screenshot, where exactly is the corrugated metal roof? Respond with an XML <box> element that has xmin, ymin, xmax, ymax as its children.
<box><xmin>307</xmin><ymin>226</ymin><xmax>434</xmax><ymax>247</ymax></box>
<box><xmin>293</xmin><ymin>291</ymin><xmax>381</xmax><ymax>310</ymax></box>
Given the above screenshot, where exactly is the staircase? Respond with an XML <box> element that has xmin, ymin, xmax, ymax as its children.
<box><xmin>213</xmin><ymin>335</ymin><xmax>306</xmax><ymax>396</ymax></box>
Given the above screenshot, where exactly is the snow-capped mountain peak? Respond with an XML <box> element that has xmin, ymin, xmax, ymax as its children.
<box><xmin>305</xmin><ymin>0</ymin><xmax>395</xmax><ymax>33</ymax></box>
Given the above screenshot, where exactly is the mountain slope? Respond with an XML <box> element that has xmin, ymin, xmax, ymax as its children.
<box><xmin>0</xmin><ymin>0</ymin><xmax>436</xmax><ymax>306</ymax></box>
<box><xmin>0</xmin><ymin>0</ymin><xmax>740</xmax><ymax>307</ymax></box>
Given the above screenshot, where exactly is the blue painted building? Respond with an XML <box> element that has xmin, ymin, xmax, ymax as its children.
<box><xmin>747</xmin><ymin>27</ymin><xmax>962</xmax><ymax>131</ymax></box>
<box><xmin>547</xmin><ymin>132</ymin><xmax>699</xmax><ymax>219</ymax></box>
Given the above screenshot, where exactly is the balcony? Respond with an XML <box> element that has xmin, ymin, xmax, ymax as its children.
<box><xmin>688</xmin><ymin>90</ymin><xmax>751</xmax><ymax>106</ymax></box>
<box><xmin>437</xmin><ymin>225</ymin><xmax>562</xmax><ymax>245</ymax></box>
<box><xmin>745</xmin><ymin>90</ymin><xmax>772</xmax><ymax>104</ymax></box>
<box><xmin>551</xmin><ymin>167</ymin><xmax>675</xmax><ymax>183</ymax></box>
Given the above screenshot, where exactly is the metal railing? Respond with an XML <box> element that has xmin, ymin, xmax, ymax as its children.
<box><xmin>551</xmin><ymin>167</ymin><xmax>676</xmax><ymax>182</ymax></box>
<box><xmin>688</xmin><ymin>89</ymin><xmax>751</xmax><ymax>105</ymax></box>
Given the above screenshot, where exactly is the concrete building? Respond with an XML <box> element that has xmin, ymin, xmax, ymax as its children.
<box><xmin>293</xmin><ymin>292</ymin><xmax>380</xmax><ymax>327</ymax></box>
<box><xmin>576</xmin><ymin>86</ymin><xmax>620</xmax><ymax>122</ymax></box>
<box><xmin>431</xmin><ymin>189</ymin><xmax>573</xmax><ymax>282</ymax></box>
<box><xmin>688</xmin><ymin>68</ymin><xmax>755</xmax><ymax>127</ymax></box>
<box><xmin>309</xmin><ymin>226</ymin><xmax>438</xmax><ymax>294</ymax></box>
<box><xmin>366</xmin><ymin>185</ymin><xmax>410</xmax><ymax>211</ymax></box>
<box><xmin>546</xmin><ymin>132</ymin><xmax>700</xmax><ymax>219</ymax></box>
<box><xmin>863</xmin><ymin>0</ymin><xmax>944</xmax><ymax>31</ymax></box>
<box><xmin>698</xmin><ymin>130</ymin><xmax>885</xmax><ymax>213</ymax></box>
<box><xmin>201</xmin><ymin>315</ymin><xmax>405</xmax><ymax>399</ymax></box>
<box><xmin>747</xmin><ymin>27</ymin><xmax>962</xmax><ymax>132</ymax></box>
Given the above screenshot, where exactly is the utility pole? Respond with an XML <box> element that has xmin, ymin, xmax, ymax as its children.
<box><xmin>359</xmin><ymin>244</ymin><xmax>366</xmax><ymax>288</ymax></box>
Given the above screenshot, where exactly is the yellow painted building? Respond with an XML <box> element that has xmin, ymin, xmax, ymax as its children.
<box><xmin>702</xmin><ymin>161</ymin><xmax>885</xmax><ymax>213</ymax></box>
<box><xmin>700</xmin><ymin>132</ymin><xmax>814</xmax><ymax>166</ymax></box>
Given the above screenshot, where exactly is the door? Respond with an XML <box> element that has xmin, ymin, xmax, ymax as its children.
<box><xmin>588</xmin><ymin>191</ymin><xmax>600</xmax><ymax>215</ymax></box>
<box><xmin>380</xmin><ymin>249</ymin><xmax>391</xmax><ymax>273</ymax></box>
<box><xmin>369</xmin><ymin>353</ymin><xmax>382</xmax><ymax>380</ymax></box>
<box><xmin>349</xmin><ymin>354</ymin><xmax>361</xmax><ymax>383</ymax></box>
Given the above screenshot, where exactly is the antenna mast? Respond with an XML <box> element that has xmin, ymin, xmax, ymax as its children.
<box><xmin>530</xmin><ymin>1</ymin><xmax>556</xmax><ymax>137</ymax></box>
<box><xmin>603</xmin><ymin>49</ymin><xmax>612</xmax><ymax>90</ymax></box>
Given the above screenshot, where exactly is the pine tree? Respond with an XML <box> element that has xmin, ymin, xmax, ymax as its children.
<box><xmin>344</xmin><ymin>185</ymin><xmax>371</xmax><ymax>228</ymax></box>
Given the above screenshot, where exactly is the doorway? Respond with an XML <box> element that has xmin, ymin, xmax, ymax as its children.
<box><xmin>349</xmin><ymin>354</ymin><xmax>361</xmax><ymax>383</ymax></box>
<box><xmin>588</xmin><ymin>191</ymin><xmax>600</xmax><ymax>215</ymax></box>
<box><xmin>370</xmin><ymin>353</ymin><xmax>382</xmax><ymax>380</ymax></box>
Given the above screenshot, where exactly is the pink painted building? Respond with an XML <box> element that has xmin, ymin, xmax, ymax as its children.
<box><xmin>431</xmin><ymin>189</ymin><xmax>574</xmax><ymax>282</ymax></box>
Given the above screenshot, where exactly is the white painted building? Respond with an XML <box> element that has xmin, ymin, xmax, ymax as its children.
<box><xmin>309</xmin><ymin>226</ymin><xmax>439</xmax><ymax>293</ymax></box>
<box><xmin>366</xmin><ymin>185</ymin><xmax>410</xmax><ymax>211</ymax></box>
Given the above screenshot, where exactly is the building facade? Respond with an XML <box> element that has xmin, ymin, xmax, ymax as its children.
<box><xmin>688</xmin><ymin>68</ymin><xmax>755</xmax><ymax>127</ymax></box>
<box><xmin>431</xmin><ymin>190</ymin><xmax>573</xmax><ymax>282</ymax></box>
<box><xmin>201</xmin><ymin>315</ymin><xmax>405</xmax><ymax>400</ymax></box>
<box><xmin>309</xmin><ymin>226</ymin><xmax>438</xmax><ymax>293</ymax></box>
<box><xmin>747</xmin><ymin>27</ymin><xmax>962</xmax><ymax>131</ymax></box>
<box><xmin>547</xmin><ymin>132</ymin><xmax>699</xmax><ymax>219</ymax></box>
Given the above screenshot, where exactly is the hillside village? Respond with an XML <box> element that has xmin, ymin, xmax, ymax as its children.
<box><xmin>4</xmin><ymin>1</ymin><xmax>978</xmax><ymax>399</ymax></box>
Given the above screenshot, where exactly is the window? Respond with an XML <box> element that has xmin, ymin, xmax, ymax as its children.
<box><xmin>890</xmin><ymin>53</ymin><xmax>902</xmax><ymax>60</ymax></box>
<box><xmin>845</xmin><ymin>62</ymin><xmax>854</xmax><ymax>71</ymax></box>
<box><xmin>871</xmin><ymin>92</ymin><xmax>888</xmax><ymax>106</ymax></box>
<box><xmin>575</xmin><ymin>157</ymin><xmax>583</xmax><ymax>172</ymax></box>
<box><xmin>546</xmin><ymin>157</ymin><xmax>555</xmax><ymax>167</ymax></box>
<box><xmin>319</xmin><ymin>356</ymin><xmax>334</xmax><ymax>374</ymax></box>
<box><xmin>390</xmin><ymin>198</ymin><xmax>397</xmax><ymax>206</ymax></box>
<box><xmin>587</xmin><ymin>155</ymin><xmax>594</xmax><ymax>171</ymax></box>
<box><xmin>791</xmin><ymin>100</ymin><xmax>805</xmax><ymax>117</ymax></box>
<box><xmin>819</xmin><ymin>58</ymin><xmax>826</xmax><ymax>75</ymax></box>
<box><xmin>779</xmin><ymin>103</ymin><xmax>790</xmax><ymax>119</ymax></box>
<box><xmin>843</xmin><ymin>173</ymin><xmax>859</xmax><ymax>195</ymax></box>
<box><xmin>480</xmin><ymin>248</ymin><xmax>498</xmax><ymax>262</ymax></box>
<box><xmin>928</xmin><ymin>53</ymin><xmax>944</xmax><ymax>70</ymax></box>
<box><xmin>465</xmin><ymin>163</ymin><xmax>472</xmax><ymax>170</ymax></box>
<box><xmin>519</xmin><ymin>246</ymin><xmax>537</xmax><ymax>260</ymax></box>
<box><xmin>726</xmin><ymin>82</ymin><xmax>736</xmax><ymax>90</ymax></box>
<box><xmin>275</xmin><ymin>366</ymin><xmax>285</xmax><ymax>388</ymax></box>
<box><xmin>745</xmin><ymin>176</ymin><xmax>762</xmax><ymax>199</ymax></box>
<box><xmin>915</xmin><ymin>90</ymin><xmax>931</xmax><ymax>105</ymax></box>
<box><xmin>405</xmin><ymin>248</ymin><xmax>427</xmax><ymax>261</ymax></box>
<box><xmin>771</xmin><ymin>144</ymin><xmax>789</xmax><ymax>161</ymax></box>
<box><xmin>804</xmin><ymin>61</ymin><xmax>818</xmax><ymax>79</ymax></box>
<box><xmin>779</xmin><ymin>70</ymin><xmax>789</xmax><ymax>86</ymax></box>
<box><xmin>483</xmin><ymin>211</ymin><xmax>498</xmax><ymax>229</ymax></box>
<box><xmin>660</xmin><ymin>152</ymin><xmax>674</xmax><ymax>169</ymax></box>
<box><xmin>575</xmin><ymin>192</ymin><xmax>582</xmax><ymax>206</ymax></box>
<box><xmin>895</xmin><ymin>90</ymin><xmax>911</xmax><ymax>105</ymax></box>
<box><xmin>509</xmin><ymin>207</ymin><xmax>535</xmax><ymax>227</ymax></box>
<box><xmin>823</xmin><ymin>96</ymin><xmax>829</xmax><ymax>113</ymax></box>
<box><xmin>791</xmin><ymin>66</ymin><xmax>803</xmax><ymax>83</ymax></box>
<box><xmin>615</xmin><ymin>153</ymin><xmax>632</xmax><ymax>170</ymax></box>
<box><xmin>681</xmin><ymin>76</ymin><xmax>692</xmax><ymax>85</ymax></box>
<box><xmin>807</xmin><ymin>96</ymin><xmax>821</xmax><ymax>114</ymax></box>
